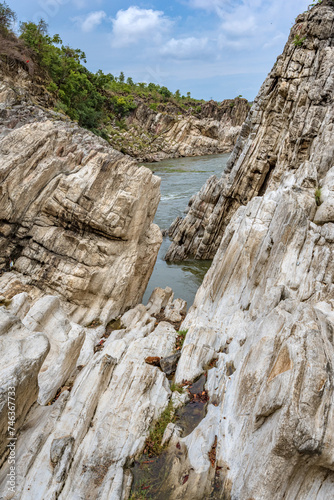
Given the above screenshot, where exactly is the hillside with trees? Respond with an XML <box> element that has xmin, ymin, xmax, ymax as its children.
<box><xmin>0</xmin><ymin>1</ymin><xmax>250</xmax><ymax>160</ymax></box>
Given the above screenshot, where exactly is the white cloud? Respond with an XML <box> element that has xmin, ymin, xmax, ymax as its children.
<box><xmin>202</xmin><ymin>0</ymin><xmax>310</xmax><ymax>52</ymax></box>
<box><xmin>75</xmin><ymin>11</ymin><xmax>107</xmax><ymax>33</ymax></box>
<box><xmin>188</xmin><ymin>0</ymin><xmax>230</xmax><ymax>12</ymax></box>
<box><xmin>110</xmin><ymin>7</ymin><xmax>172</xmax><ymax>47</ymax></box>
<box><xmin>221</xmin><ymin>16</ymin><xmax>257</xmax><ymax>37</ymax></box>
<box><xmin>71</xmin><ymin>0</ymin><xmax>103</xmax><ymax>8</ymax></box>
<box><xmin>161</xmin><ymin>37</ymin><xmax>210</xmax><ymax>59</ymax></box>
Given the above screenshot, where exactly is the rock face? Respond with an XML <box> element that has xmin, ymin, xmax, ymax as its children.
<box><xmin>166</xmin><ymin>1</ymin><xmax>334</xmax><ymax>261</ymax></box>
<box><xmin>0</xmin><ymin>288</ymin><xmax>187</xmax><ymax>499</ymax></box>
<box><xmin>110</xmin><ymin>98</ymin><xmax>250</xmax><ymax>162</ymax></box>
<box><xmin>0</xmin><ymin>305</ymin><xmax>49</xmax><ymax>462</ymax></box>
<box><xmin>22</xmin><ymin>296</ymin><xmax>85</xmax><ymax>406</ymax></box>
<box><xmin>146</xmin><ymin>2</ymin><xmax>334</xmax><ymax>498</ymax></box>
<box><xmin>0</xmin><ymin>73</ymin><xmax>162</xmax><ymax>324</ymax></box>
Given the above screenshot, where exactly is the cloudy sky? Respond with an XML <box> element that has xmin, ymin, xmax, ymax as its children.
<box><xmin>10</xmin><ymin>0</ymin><xmax>311</xmax><ymax>100</ymax></box>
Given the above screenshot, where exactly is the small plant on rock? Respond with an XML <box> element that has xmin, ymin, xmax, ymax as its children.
<box><xmin>309</xmin><ymin>0</ymin><xmax>322</xmax><ymax>8</ymax></box>
<box><xmin>129</xmin><ymin>490</ymin><xmax>150</xmax><ymax>500</ymax></box>
<box><xmin>144</xmin><ymin>400</ymin><xmax>176</xmax><ymax>456</ymax></box>
<box><xmin>293</xmin><ymin>35</ymin><xmax>307</xmax><ymax>47</ymax></box>
<box><xmin>170</xmin><ymin>383</ymin><xmax>184</xmax><ymax>394</ymax></box>
<box><xmin>315</xmin><ymin>187</ymin><xmax>322</xmax><ymax>206</ymax></box>
<box><xmin>175</xmin><ymin>329</ymin><xmax>188</xmax><ymax>351</ymax></box>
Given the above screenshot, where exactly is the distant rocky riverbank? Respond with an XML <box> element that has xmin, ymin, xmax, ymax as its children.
<box><xmin>112</xmin><ymin>98</ymin><xmax>250</xmax><ymax>162</ymax></box>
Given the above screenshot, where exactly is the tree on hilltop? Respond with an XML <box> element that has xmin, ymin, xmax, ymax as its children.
<box><xmin>0</xmin><ymin>1</ymin><xmax>16</xmax><ymax>33</ymax></box>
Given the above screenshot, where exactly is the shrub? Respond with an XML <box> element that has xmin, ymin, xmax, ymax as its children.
<box><xmin>112</xmin><ymin>95</ymin><xmax>136</xmax><ymax>118</ymax></box>
<box><xmin>176</xmin><ymin>329</ymin><xmax>188</xmax><ymax>350</ymax></box>
<box><xmin>149</xmin><ymin>103</ymin><xmax>158</xmax><ymax>112</ymax></box>
<box><xmin>170</xmin><ymin>383</ymin><xmax>184</xmax><ymax>394</ymax></box>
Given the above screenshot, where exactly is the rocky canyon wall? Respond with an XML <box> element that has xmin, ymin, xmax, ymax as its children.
<box><xmin>151</xmin><ymin>2</ymin><xmax>334</xmax><ymax>498</ymax></box>
<box><xmin>166</xmin><ymin>0</ymin><xmax>334</xmax><ymax>261</ymax></box>
<box><xmin>110</xmin><ymin>98</ymin><xmax>250</xmax><ymax>162</ymax></box>
<box><xmin>0</xmin><ymin>70</ymin><xmax>162</xmax><ymax>325</ymax></box>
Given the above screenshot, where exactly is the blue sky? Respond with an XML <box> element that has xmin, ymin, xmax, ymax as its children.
<box><xmin>9</xmin><ymin>0</ymin><xmax>311</xmax><ymax>101</ymax></box>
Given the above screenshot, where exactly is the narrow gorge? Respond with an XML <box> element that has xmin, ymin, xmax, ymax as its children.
<box><xmin>0</xmin><ymin>1</ymin><xmax>334</xmax><ymax>500</ymax></box>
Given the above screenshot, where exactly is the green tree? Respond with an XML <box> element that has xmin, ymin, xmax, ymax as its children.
<box><xmin>112</xmin><ymin>95</ymin><xmax>136</xmax><ymax>118</ymax></box>
<box><xmin>160</xmin><ymin>86</ymin><xmax>172</xmax><ymax>100</ymax></box>
<box><xmin>119</xmin><ymin>71</ymin><xmax>125</xmax><ymax>83</ymax></box>
<box><xmin>20</xmin><ymin>20</ymin><xmax>104</xmax><ymax>129</ymax></box>
<box><xmin>0</xmin><ymin>1</ymin><xmax>16</xmax><ymax>33</ymax></box>
<box><xmin>174</xmin><ymin>89</ymin><xmax>181</xmax><ymax>100</ymax></box>
<box><xmin>93</xmin><ymin>69</ymin><xmax>112</xmax><ymax>90</ymax></box>
<box><xmin>126</xmin><ymin>76</ymin><xmax>134</xmax><ymax>86</ymax></box>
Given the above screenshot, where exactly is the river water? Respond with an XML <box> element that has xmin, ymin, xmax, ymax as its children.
<box><xmin>142</xmin><ymin>153</ymin><xmax>230</xmax><ymax>308</ymax></box>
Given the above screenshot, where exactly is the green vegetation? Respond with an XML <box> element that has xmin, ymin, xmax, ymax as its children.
<box><xmin>170</xmin><ymin>383</ymin><xmax>184</xmax><ymax>394</ymax></box>
<box><xmin>129</xmin><ymin>488</ymin><xmax>150</xmax><ymax>500</ymax></box>
<box><xmin>0</xmin><ymin>1</ymin><xmax>16</xmax><ymax>34</ymax></box>
<box><xmin>293</xmin><ymin>35</ymin><xmax>307</xmax><ymax>47</ymax></box>
<box><xmin>176</xmin><ymin>329</ymin><xmax>188</xmax><ymax>350</ymax></box>
<box><xmin>144</xmin><ymin>401</ymin><xmax>175</xmax><ymax>456</ymax></box>
<box><xmin>0</xmin><ymin>2</ymin><xmax>204</xmax><ymax>140</ymax></box>
<box><xmin>315</xmin><ymin>187</ymin><xmax>322</xmax><ymax>206</ymax></box>
<box><xmin>149</xmin><ymin>103</ymin><xmax>158</xmax><ymax>112</ymax></box>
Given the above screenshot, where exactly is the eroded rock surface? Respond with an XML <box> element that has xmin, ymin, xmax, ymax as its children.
<box><xmin>0</xmin><ymin>80</ymin><xmax>162</xmax><ymax>324</ymax></box>
<box><xmin>0</xmin><ymin>288</ymin><xmax>187</xmax><ymax>499</ymax></box>
<box><xmin>166</xmin><ymin>1</ymin><xmax>334</xmax><ymax>261</ymax></box>
<box><xmin>115</xmin><ymin>98</ymin><xmax>250</xmax><ymax>162</ymax></box>
<box><xmin>1</xmin><ymin>2</ymin><xmax>334</xmax><ymax>499</ymax></box>
<box><xmin>148</xmin><ymin>3</ymin><xmax>334</xmax><ymax>498</ymax></box>
<box><xmin>0</xmin><ymin>307</ymin><xmax>49</xmax><ymax>463</ymax></box>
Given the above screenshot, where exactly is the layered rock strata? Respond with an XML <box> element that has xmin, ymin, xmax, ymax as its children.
<box><xmin>166</xmin><ymin>1</ymin><xmax>334</xmax><ymax>261</ymax></box>
<box><xmin>144</xmin><ymin>2</ymin><xmax>334</xmax><ymax>498</ymax></box>
<box><xmin>0</xmin><ymin>77</ymin><xmax>162</xmax><ymax>324</ymax></box>
<box><xmin>0</xmin><ymin>288</ymin><xmax>187</xmax><ymax>499</ymax></box>
<box><xmin>115</xmin><ymin>98</ymin><xmax>250</xmax><ymax>162</ymax></box>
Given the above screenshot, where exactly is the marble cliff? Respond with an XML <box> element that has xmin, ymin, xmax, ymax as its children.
<box><xmin>166</xmin><ymin>0</ymin><xmax>334</xmax><ymax>261</ymax></box>
<box><xmin>0</xmin><ymin>66</ymin><xmax>162</xmax><ymax>325</ymax></box>
<box><xmin>113</xmin><ymin>98</ymin><xmax>250</xmax><ymax>162</ymax></box>
<box><xmin>0</xmin><ymin>1</ymin><xmax>334</xmax><ymax>500</ymax></box>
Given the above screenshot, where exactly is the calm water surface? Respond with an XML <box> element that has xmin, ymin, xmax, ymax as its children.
<box><xmin>142</xmin><ymin>153</ymin><xmax>230</xmax><ymax>308</ymax></box>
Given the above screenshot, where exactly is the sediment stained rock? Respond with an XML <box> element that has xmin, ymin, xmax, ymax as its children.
<box><xmin>166</xmin><ymin>0</ymin><xmax>334</xmax><ymax>261</ymax></box>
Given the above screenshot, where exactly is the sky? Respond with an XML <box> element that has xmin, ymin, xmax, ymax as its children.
<box><xmin>8</xmin><ymin>0</ymin><xmax>311</xmax><ymax>101</ymax></box>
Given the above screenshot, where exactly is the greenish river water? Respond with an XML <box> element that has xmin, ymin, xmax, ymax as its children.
<box><xmin>142</xmin><ymin>153</ymin><xmax>230</xmax><ymax>308</ymax></box>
